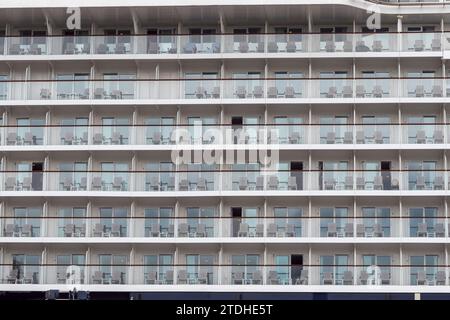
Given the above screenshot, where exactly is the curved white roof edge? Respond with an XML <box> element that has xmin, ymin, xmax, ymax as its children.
<box><xmin>1</xmin><ymin>0</ymin><xmax>450</xmax><ymax>15</ymax></box>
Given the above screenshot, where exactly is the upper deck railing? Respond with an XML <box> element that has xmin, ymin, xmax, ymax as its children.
<box><xmin>0</xmin><ymin>32</ymin><xmax>448</xmax><ymax>57</ymax></box>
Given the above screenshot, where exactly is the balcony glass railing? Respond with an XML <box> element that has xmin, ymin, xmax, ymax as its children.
<box><xmin>1</xmin><ymin>170</ymin><xmax>449</xmax><ymax>192</ymax></box>
<box><xmin>1</xmin><ymin>123</ymin><xmax>449</xmax><ymax>146</ymax></box>
<box><xmin>1</xmin><ymin>77</ymin><xmax>449</xmax><ymax>101</ymax></box>
<box><xmin>1</xmin><ymin>215</ymin><xmax>449</xmax><ymax>238</ymax></box>
<box><xmin>0</xmin><ymin>32</ymin><xmax>447</xmax><ymax>56</ymax></box>
<box><xmin>1</xmin><ymin>264</ymin><xmax>449</xmax><ymax>286</ymax></box>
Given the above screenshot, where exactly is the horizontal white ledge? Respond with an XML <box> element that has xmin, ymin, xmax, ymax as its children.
<box><xmin>0</xmin><ymin>237</ymin><xmax>449</xmax><ymax>244</ymax></box>
<box><xmin>0</xmin><ymin>51</ymin><xmax>444</xmax><ymax>62</ymax></box>
<box><xmin>2</xmin><ymin>0</ymin><xmax>450</xmax><ymax>16</ymax></box>
<box><xmin>0</xmin><ymin>143</ymin><xmax>447</xmax><ymax>152</ymax></box>
<box><xmin>0</xmin><ymin>97</ymin><xmax>448</xmax><ymax>106</ymax></box>
<box><xmin>0</xmin><ymin>190</ymin><xmax>448</xmax><ymax>197</ymax></box>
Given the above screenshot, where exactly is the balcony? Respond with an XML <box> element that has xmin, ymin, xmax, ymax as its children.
<box><xmin>1</xmin><ymin>169</ymin><xmax>449</xmax><ymax>192</ymax></box>
<box><xmin>1</xmin><ymin>77</ymin><xmax>450</xmax><ymax>102</ymax></box>
<box><xmin>2</xmin><ymin>122</ymin><xmax>449</xmax><ymax>146</ymax></box>
<box><xmin>1</xmin><ymin>264</ymin><xmax>449</xmax><ymax>287</ymax></box>
<box><xmin>1</xmin><ymin>215</ymin><xmax>449</xmax><ymax>238</ymax></box>
<box><xmin>0</xmin><ymin>32</ymin><xmax>447</xmax><ymax>57</ymax></box>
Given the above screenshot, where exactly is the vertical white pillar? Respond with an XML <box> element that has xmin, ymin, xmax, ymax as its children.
<box><xmin>174</xmin><ymin>245</ymin><xmax>178</xmax><ymax>284</ymax></box>
<box><xmin>353</xmin><ymin>196</ymin><xmax>357</xmax><ymax>239</ymax></box>
<box><xmin>263</xmin><ymin>198</ymin><xmax>267</xmax><ymax>237</ymax></box>
<box><xmin>308</xmin><ymin>150</ymin><xmax>312</xmax><ymax>192</ymax></box>
<box><xmin>130</xmin><ymin>201</ymin><xmax>135</xmax><ymax>237</ymax></box>
<box><xmin>43</xmin><ymin>154</ymin><xmax>49</xmax><ymax>191</ymax></box>
<box><xmin>155</xmin><ymin>64</ymin><xmax>160</xmax><ymax>99</ymax></box>
<box><xmin>308</xmin><ymin>104</ymin><xmax>312</xmax><ymax>145</ymax></box>
<box><xmin>218</xmin><ymin>244</ymin><xmax>223</xmax><ymax>285</ymax></box>
<box><xmin>89</xmin><ymin>64</ymin><xmax>95</xmax><ymax>100</ymax></box>
<box><xmin>86</xmin><ymin>247</ymin><xmax>91</xmax><ymax>283</ymax></box>
<box><xmin>263</xmin><ymin>244</ymin><xmax>267</xmax><ymax>285</ymax></box>
<box><xmin>308</xmin><ymin>197</ymin><xmax>312</xmax><ymax>238</ymax></box>
<box><xmin>129</xmin><ymin>246</ymin><xmax>135</xmax><ymax>284</ymax></box>
<box><xmin>219</xmin><ymin>10</ymin><xmax>225</xmax><ymax>53</ymax></box>
<box><xmin>397</xmin><ymin>16</ymin><xmax>403</xmax><ymax>52</ymax></box>
<box><xmin>264</xmin><ymin>20</ymin><xmax>268</xmax><ymax>53</ymax></box>
<box><xmin>90</xmin><ymin>23</ymin><xmax>96</xmax><ymax>54</ymax></box>
<box><xmin>86</xmin><ymin>201</ymin><xmax>92</xmax><ymax>237</ymax></box>
<box><xmin>177</xmin><ymin>22</ymin><xmax>182</xmax><ymax>55</ymax></box>
<box><xmin>41</xmin><ymin>247</ymin><xmax>47</xmax><ymax>284</ymax></box>
<box><xmin>0</xmin><ymin>202</ymin><xmax>3</xmax><ymax>238</ymax></box>
<box><xmin>352</xmin><ymin>103</ymin><xmax>356</xmax><ymax>146</ymax></box>
<box><xmin>264</xmin><ymin>62</ymin><xmax>268</xmax><ymax>99</ymax></box>
<box><xmin>398</xmin><ymin>150</ymin><xmax>403</xmax><ymax>192</ymax></box>
<box><xmin>219</xmin><ymin>199</ymin><xmax>223</xmax><ymax>238</ymax></box>
<box><xmin>445</xmin><ymin>236</ymin><xmax>448</xmax><ymax>285</ymax></box>
<box><xmin>220</xmin><ymin>61</ymin><xmax>225</xmax><ymax>99</ymax></box>
<box><xmin>353</xmin><ymin>244</ymin><xmax>357</xmax><ymax>285</ymax></box>
<box><xmin>353</xmin><ymin>149</ymin><xmax>356</xmax><ymax>193</ymax></box>
<box><xmin>174</xmin><ymin>200</ymin><xmax>179</xmax><ymax>238</ymax></box>
<box><xmin>399</xmin><ymin>244</ymin><xmax>403</xmax><ymax>286</ymax></box>
<box><xmin>131</xmin><ymin>153</ymin><xmax>136</xmax><ymax>192</ymax></box>
<box><xmin>308</xmin><ymin>61</ymin><xmax>312</xmax><ymax>98</ymax></box>
<box><xmin>42</xmin><ymin>201</ymin><xmax>48</xmax><ymax>237</ymax></box>
<box><xmin>308</xmin><ymin>245</ymin><xmax>312</xmax><ymax>284</ymax></box>
<box><xmin>45</xmin><ymin>109</ymin><xmax>51</xmax><ymax>145</ymax></box>
<box><xmin>307</xmin><ymin>7</ymin><xmax>312</xmax><ymax>52</ymax></box>
<box><xmin>0</xmin><ymin>247</ymin><xmax>3</xmax><ymax>282</ymax></box>
<box><xmin>399</xmin><ymin>188</ymin><xmax>403</xmax><ymax>239</ymax></box>
<box><xmin>398</xmin><ymin>104</ymin><xmax>402</xmax><ymax>145</ymax></box>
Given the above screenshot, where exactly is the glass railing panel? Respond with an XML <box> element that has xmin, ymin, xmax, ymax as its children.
<box><xmin>2</xmin><ymin>265</ymin><xmax>450</xmax><ymax>286</ymax></box>
<box><xmin>1</xmin><ymin>171</ymin><xmax>448</xmax><ymax>192</ymax></box>
<box><xmin>47</xmin><ymin>36</ymin><xmax>91</xmax><ymax>55</ymax></box>
<box><xmin>89</xmin><ymin>266</ymin><xmax>128</xmax><ymax>284</ymax></box>
<box><xmin>357</xmin><ymin>78</ymin><xmax>395</xmax><ymax>98</ymax></box>
<box><xmin>354</xmin><ymin>266</ymin><xmax>400</xmax><ymax>286</ymax></box>
<box><xmin>354</xmin><ymin>216</ymin><xmax>397</xmax><ymax>237</ymax></box>
<box><xmin>405</xmin><ymin>170</ymin><xmax>443</xmax><ymax>190</ymax></box>
<box><xmin>91</xmin><ymin>125</ymin><xmax>130</xmax><ymax>145</ymax></box>
<box><xmin>90</xmin><ymin>217</ymin><xmax>129</xmax><ymax>238</ymax></box>
<box><xmin>3</xmin><ymin>171</ymin><xmax>43</xmax><ymax>191</ymax></box>
<box><xmin>355</xmin><ymin>171</ymin><xmax>401</xmax><ymax>191</ymax></box>
<box><xmin>267</xmin><ymin>125</ymin><xmax>305</xmax><ymax>144</ymax></box>
<box><xmin>1</xmin><ymin>217</ymin><xmax>449</xmax><ymax>238</ymax></box>
<box><xmin>1</xmin><ymin>265</ymin><xmax>42</xmax><ymax>284</ymax></box>
<box><xmin>0</xmin><ymin>78</ymin><xmax>448</xmax><ymax>100</ymax></box>
<box><xmin>404</xmin><ymin>33</ymin><xmax>440</xmax><ymax>52</ymax></box>
<box><xmin>404</xmin><ymin>266</ymin><xmax>447</xmax><ymax>286</ymax></box>
<box><xmin>179</xmin><ymin>35</ymin><xmax>221</xmax><ymax>54</ymax></box>
<box><xmin>407</xmin><ymin>216</ymin><xmax>447</xmax><ymax>237</ymax></box>
<box><xmin>48</xmin><ymin>125</ymin><xmax>89</xmax><ymax>145</ymax></box>
<box><xmin>222</xmin><ymin>265</ymin><xmax>264</xmax><ymax>285</ymax></box>
<box><xmin>92</xmin><ymin>80</ymin><xmax>136</xmax><ymax>100</ymax></box>
<box><xmin>0</xmin><ymin>32</ymin><xmax>446</xmax><ymax>56</ymax></box>
<box><xmin>354</xmin><ymin>124</ymin><xmax>394</xmax><ymax>144</ymax></box>
<box><xmin>7</xmin><ymin>36</ymin><xmax>48</xmax><ymax>55</ymax></box>
<box><xmin>1</xmin><ymin>217</ymin><xmax>41</xmax><ymax>237</ymax></box>
<box><xmin>266</xmin><ymin>34</ymin><xmax>305</xmax><ymax>53</ymax></box>
<box><xmin>176</xmin><ymin>217</ymin><xmax>218</xmax><ymax>238</ymax></box>
<box><xmin>223</xmin><ymin>34</ymin><xmax>265</xmax><ymax>54</ymax></box>
<box><xmin>266</xmin><ymin>78</ymin><xmax>304</xmax><ymax>98</ymax></box>
<box><xmin>91</xmin><ymin>173</ymin><xmax>130</xmax><ymax>191</ymax></box>
<box><xmin>403</xmin><ymin>124</ymin><xmax>444</xmax><ymax>144</ymax></box>
<box><xmin>138</xmin><ymin>217</ymin><xmax>175</xmax><ymax>238</ymax></box>
<box><xmin>5</xmin><ymin>126</ymin><xmax>44</xmax><ymax>145</ymax></box>
<box><xmin>354</xmin><ymin>33</ymin><xmax>395</xmax><ymax>52</ymax></box>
